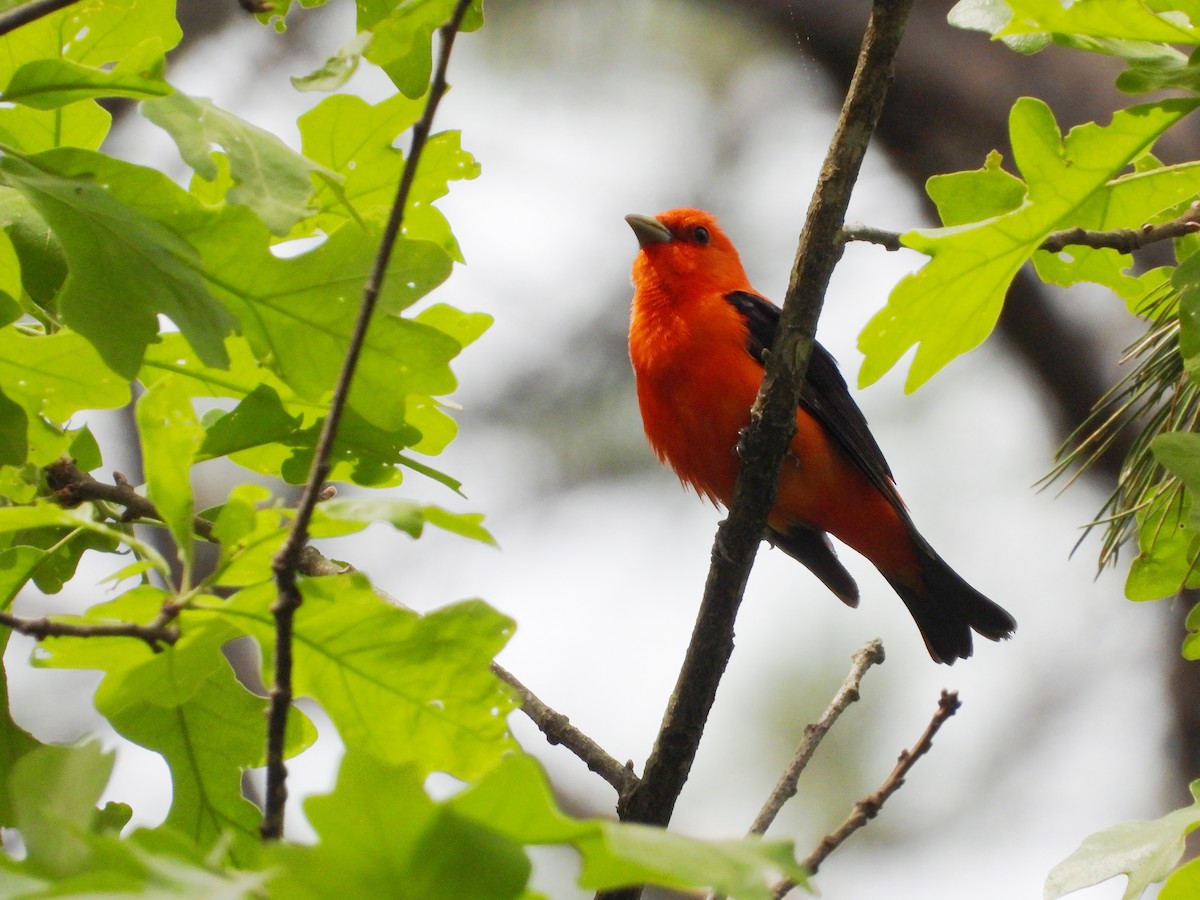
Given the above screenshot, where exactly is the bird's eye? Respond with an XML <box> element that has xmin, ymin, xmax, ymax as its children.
<box><xmin>693</xmin><ymin>225</ymin><xmax>710</xmax><ymax>245</ymax></box>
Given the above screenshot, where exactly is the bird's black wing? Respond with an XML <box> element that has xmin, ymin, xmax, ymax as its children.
<box><xmin>723</xmin><ymin>290</ymin><xmax>905</xmax><ymax>514</ymax></box>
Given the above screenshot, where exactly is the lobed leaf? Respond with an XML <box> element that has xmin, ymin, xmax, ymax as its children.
<box><xmin>1046</xmin><ymin>781</ymin><xmax>1200</xmax><ymax>900</ymax></box>
<box><xmin>220</xmin><ymin>577</ymin><xmax>518</xmax><ymax>779</ymax></box>
<box><xmin>143</xmin><ymin>92</ymin><xmax>329</xmax><ymax>236</ymax></box>
<box><xmin>35</xmin><ymin>593</ymin><xmax>316</xmax><ymax>865</ymax></box>
<box><xmin>859</xmin><ymin>97</ymin><xmax>1200</xmax><ymax>391</ymax></box>
<box><xmin>0</xmin><ymin>149</ymin><xmax>236</xmax><ymax>377</ymax></box>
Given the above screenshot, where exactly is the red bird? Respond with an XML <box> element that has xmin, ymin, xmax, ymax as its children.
<box><xmin>625</xmin><ymin>208</ymin><xmax>1015</xmax><ymax>663</ymax></box>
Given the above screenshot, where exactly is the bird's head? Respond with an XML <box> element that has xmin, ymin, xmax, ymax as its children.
<box><xmin>625</xmin><ymin>208</ymin><xmax>750</xmax><ymax>298</ymax></box>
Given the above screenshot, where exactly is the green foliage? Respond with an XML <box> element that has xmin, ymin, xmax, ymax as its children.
<box><xmin>266</xmin><ymin>752</ymin><xmax>807</xmax><ymax>900</ymax></box>
<box><xmin>1046</xmin><ymin>780</ymin><xmax>1200</xmax><ymax>900</ymax></box>
<box><xmin>858</xmin><ymin>96</ymin><xmax>1200</xmax><ymax>391</ymax></box>
<box><xmin>946</xmin><ymin>3</ymin><xmax>1200</xmax><ymax>896</ymax></box>
<box><xmin>0</xmin><ymin>1</ymin><xmax>808</xmax><ymax>897</ymax></box>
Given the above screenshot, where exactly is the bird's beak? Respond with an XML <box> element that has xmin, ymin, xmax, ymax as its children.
<box><xmin>625</xmin><ymin>213</ymin><xmax>672</xmax><ymax>247</ymax></box>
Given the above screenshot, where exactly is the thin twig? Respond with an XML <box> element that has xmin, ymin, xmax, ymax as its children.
<box><xmin>0</xmin><ymin>0</ymin><xmax>79</xmax><ymax>39</ymax></box>
<box><xmin>495</xmin><ymin>662</ymin><xmax>639</xmax><ymax>797</ymax></box>
<box><xmin>609</xmin><ymin>5</ymin><xmax>915</xmax><ymax>878</ymax></box>
<box><xmin>0</xmin><ymin>607</ymin><xmax>179</xmax><ymax>650</ymax></box>
<box><xmin>842</xmin><ymin>200</ymin><xmax>1200</xmax><ymax>255</ymax></box>
<box><xmin>748</xmin><ymin>639</ymin><xmax>885</xmax><ymax>837</ymax></box>
<box><xmin>260</xmin><ymin>0</ymin><xmax>475</xmax><ymax>842</ymax></box>
<box><xmin>770</xmin><ymin>690</ymin><xmax>962</xmax><ymax>899</ymax></box>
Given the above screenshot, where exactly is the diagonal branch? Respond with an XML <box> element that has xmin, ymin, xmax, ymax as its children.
<box><xmin>260</xmin><ymin>0</ymin><xmax>476</xmax><ymax>842</ymax></box>
<box><xmin>495</xmin><ymin>663</ymin><xmax>639</xmax><ymax>797</ymax></box>
<box><xmin>771</xmin><ymin>689</ymin><xmax>962</xmax><ymax>899</ymax></box>
<box><xmin>748</xmin><ymin>639</ymin><xmax>885</xmax><ymax>837</ymax></box>
<box><xmin>611</xmin><ymin>2</ymin><xmax>916</xmax><ymax>868</ymax></box>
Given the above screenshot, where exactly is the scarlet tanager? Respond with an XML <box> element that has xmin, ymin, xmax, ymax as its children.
<box><xmin>625</xmin><ymin>208</ymin><xmax>1015</xmax><ymax>664</ymax></box>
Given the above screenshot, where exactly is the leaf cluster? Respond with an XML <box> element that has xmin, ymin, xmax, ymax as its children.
<box><xmin>890</xmin><ymin>3</ymin><xmax>1200</xmax><ymax>897</ymax></box>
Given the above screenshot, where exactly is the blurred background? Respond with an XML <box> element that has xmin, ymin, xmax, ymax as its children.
<box><xmin>8</xmin><ymin>1</ymin><xmax>1198</xmax><ymax>897</ymax></box>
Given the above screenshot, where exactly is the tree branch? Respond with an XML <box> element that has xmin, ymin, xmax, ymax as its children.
<box><xmin>610</xmin><ymin>2</ymin><xmax>915</xmax><ymax>869</ymax></box>
<box><xmin>260</xmin><ymin>0</ymin><xmax>475</xmax><ymax>842</ymax></box>
<box><xmin>842</xmin><ymin>200</ymin><xmax>1200</xmax><ymax>255</ymax></box>
<box><xmin>45</xmin><ymin>458</ymin><xmax>215</xmax><ymax>540</ymax></box>
<box><xmin>771</xmin><ymin>689</ymin><xmax>962</xmax><ymax>899</ymax></box>
<box><xmin>495</xmin><ymin>662</ymin><xmax>639</xmax><ymax>797</ymax></box>
<box><xmin>0</xmin><ymin>607</ymin><xmax>179</xmax><ymax>650</ymax></box>
<box><xmin>748</xmin><ymin>639</ymin><xmax>885</xmax><ymax>837</ymax></box>
<box><xmin>0</xmin><ymin>0</ymin><xmax>79</xmax><ymax>39</ymax></box>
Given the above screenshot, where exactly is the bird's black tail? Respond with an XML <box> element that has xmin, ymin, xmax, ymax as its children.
<box><xmin>884</xmin><ymin>545</ymin><xmax>1016</xmax><ymax>665</ymax></box>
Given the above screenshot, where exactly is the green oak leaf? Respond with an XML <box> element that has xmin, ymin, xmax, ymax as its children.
<box><xmin>0</xmin><ymin>327</ymin><xmax>128</xmax><ymax>422</ymax></box>
<box><xmin>925</xmin><ymin>150</ymin><xmax>1026</xmax><ymax>226</ymax></box>
<box><xmin>292</xmin><ymin>31</ymin><xmax>372</xmax><ymax>91</ymax></box>
<box><xmin>141</xmin><ymin>334</ymin><xmax>464</xmax><ymax>491</ymax></box>
<box><xmin>221</xmin><ymin>578</ymin><xmax>517</xmax><ymax>778</ymax></box>
<box><xmin>357</xmin><ymin>0</ymin><xmax>485</xmax><ymax>97</ymax></box>
<box><xmin>9</xmin><ymin>741</ymin><xmax>114</xmax><ymax>878</ymax></box>
<box><xmin>947</xmin><ymin>0</ymin><xmax>1051</xmax><ymax>52</ymax></box>
<box><xmin>142</xmin><ymin>92</ymin><xmax>329</xmax><ymax>236</ymax></box>
<box><xmin>2</xmin><ymin>48</ymin><xmax>172</xmax><ymax>110</ymax></box>
<box><xmin>998</xmin><ymin>0</ymin><xmax>1200</xmax><ymax>44</ymax></box>
<box><xmin>268</xmin><ymin>752</ymin><xmax>530</xmax><ymax>900</ymax></box>
<box><xmin>859</xmin><ymin>97</ymin><xmax>1200</xmax><ymax>391</ymax></box>
<box><xmin>198</xmin><ymin>384</ymin><xmax>303</xmax><ymax>460</ymax></box>
<box><xmin>1046</xmin><ymin>780</ymin><xmax>1200</xmax><ymax>900</ymax></box>
<box><xmin>1176</xmin><ymin>253</ymin><xmax>1200</xmax><ymax>379</ymax></box>
<box><xmin>1123</xmin><ymin>433</ymin><xmax>1200</xmax><ymax>601</ymax></box>
<box><xmin>0</xmin><ymin>187</ymin><xmax>67</xmax><ymax>309</ymax></box>
<box><xmin>295</xmin><ymin>93</ymin><xmax>479</xmax><ymax>259</ymax></box>
<box><xmin>0</xmin><ymin>388</ymin><xmax>26</xmax><ymax>466</ymax></box>
<box><xmin>1033</xmin><ymin>161</ymin><xmax>1200</xmax><ymax>300</ymax></box>
<box><xmin>136</xmin><ymin>376</ymin><xmax>203</xmax><ymax>578</ymax></box>
<box><xmin>34</xmin><ymin>593</ymin><xmax>315</xmax><ymax>864</ymax></box>
<box><xmin>0</xmin><ymin>102</ymin><xmax>111</xmax><ymax>154</ymax></box>
<box><xmin>312</xmin><ymin>497</ymin><xmax>495</xmax><ymax>544</ymax></box>
<box><xmin>1163</xmin><ymin>856</ymin><xmax>1200</xmax><ymax>900</ymax></box>
<box><xmin>190</xmin><ymin>209</ymin><xmax>458</xmax><ymax>433</ymax></box>
<box><xmin>0</xmin><ymin>149</ymin><xmax>235</xmax><ymax>377</ymax></box>
<box><xmin>0</xmin><ymin>0</ymin><xmax>181</xmax><ymax>88</ymax></box>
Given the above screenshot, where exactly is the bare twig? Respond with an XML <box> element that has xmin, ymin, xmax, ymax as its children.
<box><xmin>839</xmin><ymin>223</ymin><xmax>904</xmax><ymax>251</ymax></box>
<box><xmin>495</xmin><ymin>662</ymin><xmax>639</xmax><ymax>797</ymax></box>
<box><xmin>842</xmin><ymin>200</ymin><xmax>1200</xmax><ymax>255</ymax></box>
<box><xmin>770</xmin><ymin>690</ymin><xmax>962</xmax><ymax>899</ymax></box>
<box><xmin>0</xmin><ymin>607</ymin><xmax>179</xmax><ymax>650</ymax></box>
<box><xmin>609</xmin><ymin>6</ymin><xmax>915</xmax><ymax>879</ymax></box>
<box><xmin>0</xmin><ymin>0</ymin><xmax>79</xmax><ymax>39</ymax></box>
<box><xmin>748</xmin><ymin>640</ymin><xmax>885</xmax><ymax>837</ymax></box>
<box><xmin>260</xmin><ymin>1</ymin><xmax>478</xmax><ymax>841</ymax></box>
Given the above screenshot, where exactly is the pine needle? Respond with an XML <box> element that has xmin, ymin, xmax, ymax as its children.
<box><xmin>1041</xmin><ymin>285</ymin><xmax>1200</xmax><ymax>572</ymax></box>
